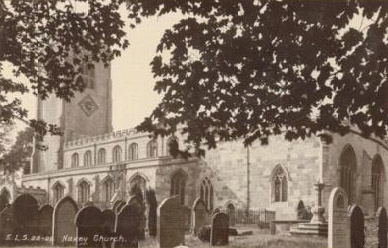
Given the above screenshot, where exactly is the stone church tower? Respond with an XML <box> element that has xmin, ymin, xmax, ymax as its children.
<box><xmin>32</xmin><ymin>63</ymin><xmax>113</xmax><ymax>173</ymax></box>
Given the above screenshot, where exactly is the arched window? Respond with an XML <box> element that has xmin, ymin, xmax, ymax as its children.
<box><xmin>78</xmin><ymin>181</ymin><xmax>90</xmax><ymax>204</ymax></box>
<box><xmin>112</xmin><ymin>146</ymin><xmax>122</xmax><ymax>163</ymax></box>
<box><xmin>170</xmin><ymin>170</ymin><xmax>187</xmax><ymax>205</ymax></box>
<box><xmin>71</xmin><ymin>153</ymin><xmax>79</xmax><ymax>168</ymax></box>
<box><xmin>147</xmin><ymin>140</ymin><xmax>158</xmax><ymax>158</ymax></box>
<box><xmin>103</xmin><ymin>178</ymin><xmax>115</xmax><ymax>203</ymax></box>
<box><xmin>128</xmin><ymin>143</ymin><xmax>138</xmax><ymax>161</ymax></box>
<box><xmin>167</xmin><ymin>137</ymin><xmax>179</xmax><ymax>156</ymax></box>
<box><xmin>339</xmin><ymin>145</ymin><xmax>357</xmax><ymax>203</ymax></box>
<box><xmin>200</xmin><ymin>177</ymin><xmax>214</xmax><ymax>211</ymax></box>
<box><xmin>372</xmin><ymin>155</ymin><xmax>384</xmax><ymax>210</ymax></box>
<box><xmin>97</xmin><ymin>148</ymin><xmax>106</xmax><ymax>165</ymax></box>
<box><xmin>84</xmin><ymin>150</ymin><xmax>92</xmax><ymax>166</ymax></box>
<box><xmin>130</xmin><ymin>175</ymin><xmax>147</xmax><ymax>201</ymax></box>
<box><xmin>272</xmin><ymin>165</ymin><xmax>288</xmax><ymax>202</ymax></box>
<box><xmin>53</xmin><ymin>183</ymin><xmax>65</xmax><ymax>204</ymax></box>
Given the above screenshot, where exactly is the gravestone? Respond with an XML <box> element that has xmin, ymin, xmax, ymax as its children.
<box><xmin>0</xmin><ymin>206</ymin><xmax>15</xmax><ymax>243</ymax></box>
<box><xmin>210</xmin><ymin>213</ymin><xmax>229</xmax><ymax>246</ymax></box>
<box><xmin>115</xmin><ymin>197</ymin><xmax>143</xmax><ymax>248</ymax></box>
<box><xmin>84</xmin><ymin>201</ymin><xmax>94</xmax><ymax>207</ymax></box>
<box><xmin>75</xmin><ymin>206</ymin><xmax>103</xmax><ymax>248</ymax></box>
<box><xmin>127</xmin><ymin>196</ymin><xmax>145</xmax><ymax>240</ymax></box>
<box><xmin>377</xmin><ymin>207</ymin><xmax>387</xmax><ymax>248</ymax></box>
<box><xmin>13</xmin><ymin>194</ymin><xmax>39</xmax><ymax>236</ymax></box>
<box><xmin>212</xmin><ymin>208</ymin><xmax>221</xmax><ymax>216</ymax></box>
<box><xmin>226</xmin><ymin>204</ymin><xmax>236</xmax><ymax>226</ymax></box>
<box><xmin>349</xmin><ymin>205</ymin><xmax>364</xmax><ymax>248</ymax></box>
<box><xmin>38</xmin><ymin>205</ymin><xmax>53</xmax><ymax>237</ymax></box>
<box><xmin>157</xmin><ymin>196</ymin><xmax>185</xmax><ymax>248</ymax></box>
<box><xmin>53</xmin><ymin>196</ymin><xmax>78</xmax><ymax>246</ymax></box>
<box><xmin>192</xmin><ymin>198</ymin><xmax>209</xmax><ymax>234</ymax></box>
<box><xmin>113</xmin><ymin>200</ymin><xmax>126</xmax><ymax>214</ymax></box>
<box><xmin>101</xmin><ymin>209</ymin><xmax>116</xmax><ymax>248</ymax></box>
<box><xmin>183</xmin><ymin>206</ymin><xmax>191</xmax><ymax>231</ymax></box>
<box><xmin>328</xmin><ymin>187</ymin><xmax>349</xmax><ymax>248</ymax></box>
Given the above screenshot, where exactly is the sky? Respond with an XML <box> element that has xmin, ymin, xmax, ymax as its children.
<box><xmin>11</xmin><ymin>9</ymin><xmax>183</xmax><ymax>134</ymax></box>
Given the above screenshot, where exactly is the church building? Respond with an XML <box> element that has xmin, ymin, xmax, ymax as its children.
<box><xmin>1</xmin><ymin>64</ymin><xmax>387</xmax><ymax>221</ymax></box>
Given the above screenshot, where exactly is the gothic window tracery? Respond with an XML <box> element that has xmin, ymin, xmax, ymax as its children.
<box><xmin>71</xmin><ymin>153</ymin><xmax>79</xmax><ymax>168</ymax></box>
<box><xmin>112</xmin><ymin>146</ymin><xmax>122</xmax><ymax>163</ymax></box>
<box><xmin>97</xmin><ymin>148</ymin><xmax>106</xmax><ymax>165</ymax></box>
<box><xmin>200</xmin><ymin>177</ymin><xmax>214</xmax><ymax>211</ymax></box>
<box><xmin>78</xmin><ymin>181</ymin><xmax>90</xmax><ymax>204</ymax></box>
<box><xmin>147</xmin><ymin>140</ymin><xmax>158</xmax><ymax>158</ymax></box>
<box><xmin>128</xmin><ymin>143</ymin><xmax>138</xmax><ymax>160</ymax></box>
<box><xmin>372</xmin><ymin>155</ymin><xmax>384</xmax><ymax>210</ymax></box>
<box><xmin>170</xmin><ymin>170</ymin><xmax>187</xmax><ymax>205</ymax></box>
<box><xmin>272</xmin><ymin>165</ymin><xmax>288</xmax><ymax>202</ymax></box>
<box><xmin>103</xmin><ymin>178</ymin><xmax>115</xmax><ymax>203</ymax></box>
<box><xmin>339</xmin><ymin>145</ymin><xmax>357</xmax><ymax>203</ymax></box>
<box><xmin>53</xmin><ymin>182</ymin><xmax>64</xmax><ymax>204</ymax></box>
<box><xmin>84</xmin><ymin>150</ymin><xmax>92</xmax><ymax>166</ymax></box>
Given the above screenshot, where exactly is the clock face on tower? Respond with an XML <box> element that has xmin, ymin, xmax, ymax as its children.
<box><xmin>79</xmin><ymin>95</ymin><xmax>99</xmax><ymax>116</ymax></box>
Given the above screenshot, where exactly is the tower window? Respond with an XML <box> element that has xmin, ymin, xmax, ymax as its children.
<box><xmin>167</xmin><ymin>137</ymin><xmax>179</xmax><ymax>156</ymax></box>
<box><xmin>272</xmin><ymin>165</ymin><xmax>289</xmax><ymax>202</ymax></box>
<box><xmin>128</xmin><ymin>143</ymin><xmax>138</xmax><ymax>161</ymax></box>
<box><xmin>200</xmin><ymin>177</ymin><xmax>214</xmax><ymax>211</ymax></box>
<box><xmin>147</xmin><ymin>140</ymin><xmax>158</xmax><ymax>158</ymax></box>
<box><xmin>84</xmin><ymin>150</ymin><xmax>92</xmax><ymax>166</ymax></box>
<box><xmin>170</xmin><ymin>170</ymin><xmax>187</xmax><ymax>205</ymax></box>
<box><xmin>112</xmin><ymin>146</ymin><xmax>122</xmax><ymax>163</ymax></box>
<box><xmin>97</xmin><ymin>148</ymin><xmax>106</xmax><ymax>165</ymax></box>
<box><xmin>78</xmin><ymin>181</ymin><xmax>90</xmax><ymax>204</ymax></box>
<box><xmin>71</xmin><ymin>153</ymin><xmax>79</xmax><ymax>168</ymax></box>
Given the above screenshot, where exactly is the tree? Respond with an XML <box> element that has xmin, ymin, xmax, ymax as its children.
<box><xmin>128</xmin><ymin>0</ymin><xmax>388</xmax><ymax>154</ymax></box>
<box><xmin>0</xmin><ymin>0</ymin><xmax>128</xmax><ymax>136</ymax></box>
<box><xmin>0</xmin><ymin>127</ymin><xmax>34</xmax><ymax>173</ymax></box>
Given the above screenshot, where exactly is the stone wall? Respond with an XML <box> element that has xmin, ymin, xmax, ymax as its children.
<box><xmin>322</xmin><ymin>132</ymin><xmax>388</xmax><ymax>218</ymax></box>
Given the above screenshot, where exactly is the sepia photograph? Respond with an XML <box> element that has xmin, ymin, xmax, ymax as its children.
<box><xmin>0</xmin><ymin>0</ymin><xmax>387</xmax><ymax>247</ymax></box>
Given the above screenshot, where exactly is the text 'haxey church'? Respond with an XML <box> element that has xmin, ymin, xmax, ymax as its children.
<box><xmin>1</xmin><ymin>63</ymin><xmax>387</xmax><ymax>223</ymax></box>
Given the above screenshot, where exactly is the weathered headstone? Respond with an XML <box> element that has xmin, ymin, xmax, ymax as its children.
<box><xmin>113</xmin><ymin>200</ymin><xmax>126</xmax><ymax>214</ymax></box>
<box><xmin>38</xmin><ymin>205</ymin><xmax>53</xmax><ymax>237</ymax></box>
<box><xmin>115</xmin><ymin>197</ymin><xmax>143</xmax><ymax>248</ymax></box>
<box><xmin>328</xmin><ymin>187</ymin><xmax>349</xmax><ymax>248</ymax></box>
<box><xmin>84</xmin><ymin>201</ymin><xmax>94</xmax><ymax>207</ymax></box>
<box><xmin>349</xmin><ymin>205</ymin><xmax>365</xmax><ymax>248</ymax></box>
<box><xmin>53</xmin><ymin>196</ymin><xmax>78</xmax><ymax>246</ymax></box>
<box><xmin>128</xmin><ymin>196</ymin><xmax>145</xmax><ymax>240</ymax></box>
<box><xmin>183</xmin><ymin>206</ymin><xmax>191</xmax><ymax>231</ymax></box>
<box><xmin>226</xmin><ymin>204</ymin><xmax>236</xmax><ymax>226</ymax></box>
<box><xmin>157</xmin><ymin>196</ymin><xmax>185</xmax><ymax>248</ymax></box>
<box><xmin>75</xmin><ymin>206</ymin><xmax>103</xmax><ymax>247</ymax></box>
<box><xmin>377</xmin><ymin>207</ymin><xmax>387</xmax><ymax>248</ymax></box>
<box><xmin>212</xmin><ymin>208</ymin><xmax>220</xmax><ymax>216</ymax></box>
<box><xmin>101</xmin><ymin>209</ymin><xmax>116</xmax><ymax>248</ymax></box>
<box><xmin>192</xmin><ymin>198</ymin><xmax>209</xmax><ymax>234</ymax></box>
<box><xmin>210</xmin><ymin>212</ymin><xmax>229</xmax><ymax>246</ymax></box>
<box><xmin>0</xmin><ymin>206</ymin><xmax>15</xmax><ymax>243</ymax></box>
<box><xmin>13</xmin><ymin>194</ymin><xmax>40</xmax><ymax>236</ymax></box>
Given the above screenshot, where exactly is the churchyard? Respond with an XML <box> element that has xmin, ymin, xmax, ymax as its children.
<box><xmin>0</xmin><ymin>187</ymin><xmax>386</xmax><ymax>248</ymax></box>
